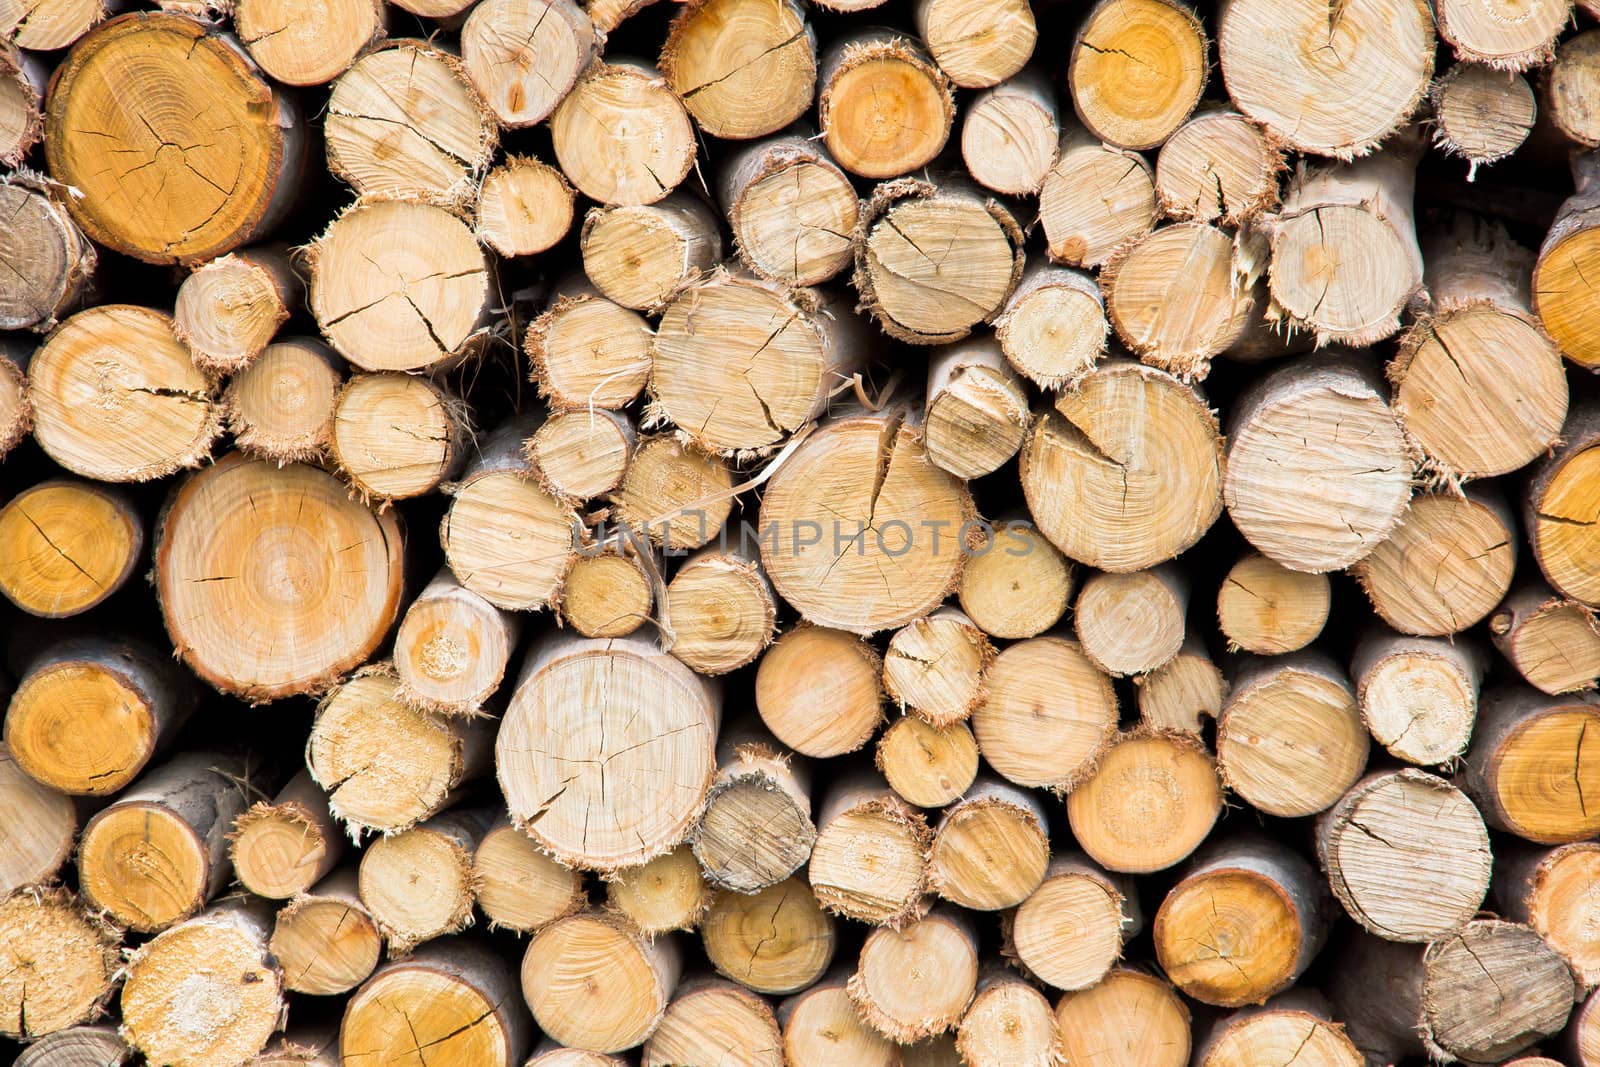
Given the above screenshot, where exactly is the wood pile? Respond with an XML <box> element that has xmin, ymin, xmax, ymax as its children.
<box><xmin>5</xmin><ymin>0</ymin><xmax>1600</xmax><ymax>1063</ymax></box>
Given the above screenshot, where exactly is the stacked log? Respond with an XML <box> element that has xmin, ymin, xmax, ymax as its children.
<box><xmin>6</xmin><ymin>0</ymin><xmax>1600</xmax><ymax>1064</ymax></box>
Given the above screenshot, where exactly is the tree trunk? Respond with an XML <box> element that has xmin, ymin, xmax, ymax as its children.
<box><xmin>1352</xmin><ymin>630</ymin><xmax>1484</xmax><ymax>764</ymax></box>
<box><xmin>779</xmin><ymin>970</ymin><xmax>898</xmax><ymax>1067</ymax></box>
<box><xmin>520</xmin><ymin>912</ymin><xmax>681</xmax><ymax>1055</ymax></box>
<box><xmin>1066</xmin><ymin>729</ymin><xmax>1223</xmax><ymax>873</ymax></box>
<box><xmin>1431</xmin><ymin>65</ymin><xmax>1537</xmax><ymax>177</ymax></box>
<box><xmin>473</xmin><ymin>157</ymin><xmax>575</xmax><ymax>258</ymax></box>
<box><xmin>1460</xmin><ymin>686</ymin><xmax>1600</xmax><ymax>844</ymax></box>
<box><xmin>394</xmin><ymin>568</ymin><xmax>521</xmax><ymax>716</ymax></box>
<box><xmin>956</xmin><ymin>514</ymin><xmax>1074</xmax><ymax>640</ymax></box>
<box><xmin>755</xmin><ymin>625</ymin><xmax>885</xmax><ymax>758</ymax></box>
<box><xmin>460</xmin><ymin>0</ymin><xmax>595</xmax><ymax>128</ymax></box>
<box><xmin>0</xmin><ymin>482</ymin><xmax>142</xmax><ymax>620</ymax></box>
<box><xmin>817</xmin><ymin>31</ymin><xmax>953</xmax><ymax>180</ymax></box>
<box><xmin>719</xmin><ymin>131</ymin><xmax>860</xmax><ymax>288</ymax></box>
<box><xmin>1074</xmin><ymin>565</ymin><xmax>1188</xmax><ymax>676</ymax></box>
<box><xmin>702</xmin><ymin>876</ymin><xmax>835</xmax><ymax>994</ymax></box>
<box><xmin>1038</xmin><ymin>124</ymin><xmax>1158</xmax><ymax>267</ymax></box>
<box><xmin>579</xmin><ymin>195</ymin><xmax>721</xmax><ymax>312</ymax></box>
<box><xmin>849</xmin><ymin>908</ymin><xmax>978</xmax><ymax>1042</ymax></box>
<box><xmin>970</xmin><ymin>635</ymin><xmax>1118</xmax><ymax>791</ymax></box>
<box><xmin>550</xmin><ymin>59</ymin><xmax>697</xmax><ymax>207</ymax></box>
<box><xmin>331</xmin><ymin>372</ymin><xmax>468</xmax><ymax>502</ymax></box>
<box><xmin>472</xmin><ymin>816</ymin><xmax>585</xmax><ymax>934</ymax></box>
<box><xmin>1524</xmin><ymin>402</ymin><xmax>1600</xmax><ymax>606</ymax></box>
<box><xmin>643</xmin><ymin>978</ymin><xmax>784</xmax><ymax>1067</ymax></box>
<box><xmin>960</xmin><ymin>68</ymin><xmax>1058</xmax><ymax>196</ymax></box>
<box><xmin>1494</xmin><ymin>840</ymin><xmax>1600</xmax><ymax>989</ymax></box>
<box><xmin>172</xmin><ymin>244</ymin><xmax>298</xmax><ymax>372</ymax></box>
<box><xmin>1216</xmin><ymin>652</ymin><xmax>1368</xmax><ymax>818</ymax></box>
<box><xmin>691</xmin><ymin>721</ymin><xmax>814</xmax><ymax>892</ymax></box>
<box><xmin>1053</xmin><ymin>968</ymin><xmax>1191</xmax><ymax>1067</ymax></box>
<box><xmin>0</xmin><ymin>743</ymin><xmax>76</xmax><ymax>895</ymax></box>
<box><xmin>267</xmin><ymin>867</ymin><xmax>382</xmax><ymax>995</ymax></box>
<box><xmin>526</xmin><ymin>284</ymin><xmax>653</xmax><ymax>410</ymax></box>
<box><xmin>1194</xmin><ymin>992</ymin><xmax>1363</xmax><ymax>1067</ymax></box>
<box><xmin>928</xmin><ymin>776</ymin><xmax>1049</xmax><ymax>910</ymax></box>
<box><xmin>1217</xmin><ymin>552</ymin><xmax>1331</xmax><ymax>655</ymax></box>
<box><xmin>993</xmin><ymin>261</ymin><xmax>1108</xmax><ymax>389</ymax></box>
<box><xmin>358</xmin><ymin>806</ymin><xmax>495</xmax><ymax>954</ymax></box>
<box><xmin>1155</xmin><ymin>106</ymin><xmax>1283</xmax><ymax>224</ymax></box>
<box><xmin>875</xmin><ymin>717</ymin><xmax>979</xmax><ymax>809</ymax></box>
<box><xmin>222</xmin><ymin>337</ymin><xmax>344</xmax><ymax>465</ymax></box>
<box><xmin>883</xmin><ymin>607</ymin><xmax>993</xmax><ymax>726</ymax></box>
<box><xmin>1069</xmin><ymin>0</ymin><xmax>1207</xmax><ymax>150</ymax></box>
<box><xmin>807</xmin><ymin>772</ymin><xmax>932</xmax><ymax>927</ymax></box>
<box><xmin>955</xmin><ymin>970</ymin><xmax>1060</xmax><ymax>1067</ymax></box>
<box><xmin>235</xmin><ymin>0</ymin><xmax>382</xmax><ymax>85</ymax></box>
<box><xmin>923</xmin><ymin>338</ymin><xmax>1029</xmax><ymax>478</ymax></box>
<box><xmin>1534</xmin><ymin>155</ymin><xmax>1600</xmax><ymax>370</ymax></box>
<box><xmin>0</xmin><ymin>180</ymin><xmax>94</xmax><ymax>332</ymax></box>
<box><xmin>1006</xmin><ymin>853</ymin><xmax>1139</xmax><ymax>992</ymax></box>
<box><xmin>0</xmin><ymin>887</ymin><xmax>119</xmax><ymax>1040</ymax></box>
<box><xmin>1421</xmin><ymin>919</ymin><xmax>1578</xmax><ymax>1063</ymax></box>
<box><xmin>1489</xmin><ymin>582</ymin><xmax>1600</xmax><ymax>695</ymax></box>
<box><xmin>1135</xmin><ymin>637</ymin><xmax>1225</xmax><ymax>735</ymax></box>
<box><xmin>604</xmin><ymin>845</ymin><xmax>712</xmax><ymax>936</ymax></box>
<box><xmin>660</xmin><ymin>0</ymin><xmax>816</xmax><ymax>139</ymax></box>
<box><xmin>229</xmin><ymin>769</ymin><xmax>344</xmax><ymax>899</ymax></box>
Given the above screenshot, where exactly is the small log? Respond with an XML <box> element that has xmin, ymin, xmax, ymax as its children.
<box><xmin>0</xmin><ymin>181</ymin><xmax>94</xmax><ymax>332</ymax></box>
<box><xmin>473</xmin><ymin>817</ymin><xmax>586</xmax><ymax>934</ymax></box>
<box><xmin>0</xmin><ymin>44</ymin><xmax>41</xmax><ymax>166</ymax></box>
<box><xmin>331</xmin><ymin>372</ymin><xmax>467</xmax><ymax>502</ymax></box>
<box><xmin>780</xmin><ymin>971</ymin><xmax>898</xmax><ymax>1067</ymax></box>
<box><xmin>1422</xmin><ymin>919</ymin><xmax>1577</xmax><ymax>1063</ymax></box>
<box><xmin>1066</xmin><ymin>729</ymin><xmax>1222</xmax><ymax>873</ymax></box>
<box><xmin>527</xmin><ymin>287</ymin><xmax>653</xmax><ymax>410</ymax></box>
<box><xmin>653</xmin><ymin>275</ymin><xmax>861</xmax><ymax>452</ymax></box>
<box><xmin>394</xmin><ymin>570</ymin><xmax>518</xmax><ymax>716</ymax></box>
<box><xmin>223</xmin><ymin>337</ymin><xmax>343</xmax><ymax>465</ymax></box>
<box><xmin>1496</xmin><ymin>841</ymin><xmax>1600</xmax><ymax>988</ymax></box>
<box><xmin>923</xmin><ymin>339</ymin><xmax>1029</xmax><ymax>478</ymax></box>
<box><xmin>120</xmin><ymin>903</ymin><xmax>283</xmax><ymax>1067</ymax></box>
<box><xmin>660</xmin><ymin>0</ymin><xmax>816</xmax><ymax>139</ymax></box>
<box><xmin>461</xmin><ymin>0</ymin><xmax>595</xmax><ymax>128</ymax></box>
<box><xmin>613</xmin><ymin>433</ymin><xmax>734</xmax><ymax>551</ymax></box>
<box><xmin>928</xmin><ymin>777</ymin><xmax>1049</xmax><ymax>910</ymax></box>
<box><xmin>78</xmin><ymin>752</ymin><xmax>250</xmax><ymax>933</ymax></box>
<box><xmin>1218</xmin><ymin>0</ymin><xmax>1433</xmax><ymax>158</ymax></box>
<box><xmin>883</xmin><ymin>608</ymin><xmax>992</xmax><ymax>726</ymax></box>
<box><xmin>551</xmin><ymin>59</ymin><xmax>697</xmax><ymax>207</ymax></box>
<box><xmin>156</xmin><ymin>454</ymin><xmax>404</xmax><ymax>701</ymax></box>
<box><xmin>1534</xmin><ymin>157</ymin><xmax>1600</xmax><ymax>371</ymax></box>
<box><xmin>993</xmin><ymin>263</ymin><xmax>1108</xmax><ymax>389</ymax></box>
<box><xmin>229</xmin><ymin>770</ymin><xmax>344</xmax><ymax>899</ymax></box>
<box><xmin>14</xmin><ymin>1026</ymin><xmax>132</xmax><ymax>1067</ymax></box>
<box><xmin>1039</xmin><ymin>126</ymin><xmax>1158</xmax><ymax>267</ymax></box>
<box><xmin>0</xmin><ymin>0</ymin><xmax>105</xmax><ymax>49</ymax></box>
<box><xmin>1431</xmin><ymin>64</ymin><xmax>1538</xmax><ymax>177</ymax></box>
<box><xmin>474</xmin><ymin>158</ymin><xmax>575</xmax><ymax>258</ymax></box>
<box><xmin>755</xmin><ymin>625</ymin><xmax>884</xmax><ymax>758</ymax></box>
<box><xmin>849</xmin><ymin>909</ymin><xmax>978</xmax><ymax>1042</ymax></box>
<box><xmin>1102</xmin><ymin>222</ymin><xmax>1253</xmax><ymax>379</ymax></box>
<box><xmin>1549</xmin><ymin>31</ymin><xmax>1600</xmax><ymax>148</ymax></box>
<box><xmin>559</xmin><ymin>546</ymin><xmax>654</xmax><ymax>639</ymax></box>
<box><xmin>306</xmin><ymin>666</ymin><xmax>493</xmax><ymax>837</ymax></box>
<box><xmin>1317</xmin><ymin>769</ymin><xmax>1492</xmax><ymax>942</ymax></box>
<box><xmin>605</xmin><ymin>845</ymin><xmax>712</xmax><ymax>936</ymax></box>
<box><xmin>1155</xmin><ymin>106</ymin><xmax>1283</xmax><ymax>224</ymax></box>
<box><xmin>1491</xmin><ymin>583</ymin><xmax>1600</xmax><ymax>695</ymax></box>
<box><xmin>691</xmin><ymin>722</ymin><xmax>814</xmax><ymax>892</ymax></box>
<box><xmin>0</xmin><ymin>744</ymin><xmax>76</xmax><ymax>895</ymax></box>
<box><xmin>268</xmin><ymin>867</ymin><xmax>382</xmax><ymax>995</ymax></box>
<box><xmin>359</xmin><ymin>806</ymin><xmax>493</xmax><ymax>954</ymax></box>
<box><xmin>1267</xmin><ymin>147</ymin><xmax>1424</xmax><ymax>347</ymax></box>
<box><xmin>1438</xmin><ymin>0</ymin><xmax>1567</xmax><ymax>68</ymax></box>
<box><xmin>498</xmin><ymin>634</ymin><xmax>720</xmax><ymax>871</ymax></box>
<box><xmin>854</xmin><ymin>177</ymin><xmax>1023</xmax><ymax>345</ymax></box>
<box><xmin>30</xmin><ymin>305</ymin><xmax>219</xmax><ymax>482</ymax></box>
<box><xmin>1075</xmin><ymin>566</ymin><xmax>1188</xmax><ymax>677</ymax></box>
<box><xmin>308</xmin><ymin>199</ymin><xmax>491</xmax><ymax>372</ymax></box>
<box><xmin>1217</xmin><ymin>552</ymin><xmax>1331</xmax><ymax>655</ymax></box>
<box><xmin>0</xmin><ymin>888</ymin><xmax>118</xmax><ymax>1040</ymax></box>
<box><xmin>643</xmin><ymin>979</ymin><xmax>784</xmax><ymax>1067</ymax></box>
<box><xmin>235</xmin><ymin>0</ymin><xmax>381</xmax><ymax>85</ymax></box>
<box><xmin>1007</xmin><ymin>854</ymin><xmax>1139</xmax><ymax>992</ymax></box>
<box><xmin>758</xmin><ymin>403</ymin><xmax>974</xmax><ymax>633</ymax></box>
<box><xmin>720</xmin><ymin>132</ymin><xmax>859</xmax><ymax>287</ymax></box>
<box><xmin>956</xmin><ymin>971</ymin><xmax>1061</xmax><ymax>1067</ymax></box>
<box><xmin>876</xmin><ymin>717</ymin><xmax>979</xmax><ymax>809</ymax></box>
<box><xmin>956</xmin><ymin>515</ymin><xmax>1074</xmax><ymax>640</ymax></box>
<box><xmin>1135</xmin><ymin>638</ymin><xmax>1226</xmax><ymax>735</ymax></box>
<box><xmin>1353</xmin><ymin>631</ymin><xmax>1484</xmax><ymax>764</ymax></box>
<box><xmin>1461</xmin><ymin>687</ymin><xmax>1600</xmax><ymax>844</ymax></box>
<box><xmin>521</xmin><ymin>912</ymin><xmax>681</xmax><ymax>1054</ymax></box>
<box><xmin>580</xmin><ymin>196</ymin><xmax>721</xmax><ymax>312</ymax></box>
<box><xmin>807</xmin><ymin>773</ymin><xmax>931</xmax><ymax>927</ymax></box>
<box><xmin>441</xmin><ymin>418</ymin><xmax>579</xmax><ymax>612</ymax></box>
<box><xmin>343</xmin><ymin>939</ymin><xmax>531</xmax><ymax>1067</ymax></box>
<box><xmin>960</xmin><ymin>69</ymin><xmax>1058</xmax><ymax>196</ymax></box>
<box><xmin>0</xmin><ymin>481</ymin><xmax>141</xmax><ymax>619</ymax></box>
<box><xmin>1524</xmin><ymin>403</ymin><xmax>1600</xmax><ymax>606</ymax></box>
<box><xmin>0</xmin><ymin>343</ymin><xmax>25</xmax><ymax>460</ymax></box>
<box><xmin>1054</xmin><ymin>968</ymin><xmax>1191</xmax><ymax>1067</ymax></box>
<box><xmin>45</xmin><ymin>13</ymin><xmax>305</xmax><ymax>265</ymax></box>
<box><xmin>971</xmin><ymin>635</ymin><xmax>1118</xmax><ymax>791</ymax></box>
<box><xmin>1069</xmin><ymin>0</ymin><xmax>1207</xmax><ymax>150</ymax></box>
<box><xmin>1217</xmin><ymin>653</ymin><xmax>1368</xmax><ymax>818</ymax></box>
<box><xmin>818</xmin><ymin>32</ymin><xmax>952</xmax><ymax>180</ymax></box>
<box><xmin>1392</xmin><ymin>216</ymin><xmax>1566</xmax><ymax>479</ymax></box>
<box><xmin>702</xmin><ymin>877</ymin><xmax>835</xmax><ymax>994</ymax></box>
<box><xmin>1022</xmin><ymin>359</ymin><xmax>1224</xmax><ymax>572</ymax></box>
<box><xmin>1223</xmin><ymin>356</ymin><xmax>1413</xmax><ymax>573</ymax></box>
<box><xmin>914</xmin><ymin>0</ymin><xmax>1033</xmax><ymax>88</ymax></box>
<box><xmin>173</xmin><ymin>246</ymin><xmax>298</xmax><ymax>372</ymax></box>
<box><xmin>1154</xmin><ymin>836</ymin><xmax>1329</xmax><ymax>1008</ymax></box>
<box><xmin>1195</xmin><ymin>994</ymin><xmax>1363</xmax><ymax>1067</ymax></box>
<box><xmin>1352</xmin><ymin>485</ymin><xmax>1517</xmax><ymax>636</ymax></box>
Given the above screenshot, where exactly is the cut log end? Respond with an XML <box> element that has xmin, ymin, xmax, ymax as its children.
<box><xmin>1039</xmin><ymin>132</ymin><xmax>1157</xmax><ymax>267</ymax></box>
<box><xmin>1102</xmin><ymin>222</ymin><xmax>1252</xmax><ymax>379</ymax></box>
<box><xmin>1136</xmin><ymin>641</ymin><xmax>1226</xmax><ymax>735</ymax></box>
<box><xmin>559</xmin><ymin>549</ymin><xmax>654</xmax><ymax>640</ymax></box>
<box><xmin>1156</xmin><ymin>108</ymin><xmax>1282</xmax><ymax>224</ymax></box>
<box><xmin>606</xmin><ymin>845</ymin><xmax>713</xmax><ymax>936</ymax></box>
<box><xmin>971</xmin><ymin>636</ymin><xmax>1117</xmax><ymax>792</ymax></box>
<box><xmin>1491</xmin><ymin>592</ymin><xmax>1600</xmax><ymax>696</ymax></box>
<box><xmin>1217</xmin><ymin>553</ymin><xmax>1331</xmax><ymax>655</ymax></box>
<box><xmin>475</xmin><ymin>158</ymin><xmax>577</xmax><ymax>259</ymax></box>
<box><xmin>995</xmin><ymin>266</ymin><xmax>1108</xmax><ymax>390</ymax></box>
<box><xmin>332</xmin><ymin>373</ymin><xmax>466</xmax><ymax>503</ymax></box>
<box><xmin>724</xmin><ymin>138</ymin><xmax>859</xmax><ymax>287</ymax></box>
<box><xmin>1437</xmin><ymin>0</ymin><xmax>1568</xmax><ymax>69</ymax></box>
<box><xmin>0</xmin><ymin>480</ymin><xmax>141</xmax><ymax>619</ymax></box>
<box><xmin>527</xmin><ymin>293</ymin><xmax>653</xmax><ymax>411</ymax></box>
<box><xmin>643</xmin><ymin>981</ymin><xmax>784</xmax><ymax>1067</ymax></box>
<box><xmin>960</xmin><ymin>77</ymin><xmax>1058</xmax><ymax>196</ymax></box>
<box><xmin>614</xmin><ymin>434</ymin><xmax>734</xmax><ymax>551</ymax></box>
<box><xmin>1422</xmin><ymin>920</ymin><xmax>1577</xmax><ymax>1063</ymax></box>
<box><xmin>849</xmin><ymin>910</ymin><xmax>977</xmax><ymax>1042</ymax></box>
<box><xmin>0</xmin><ymin>745</ymin><xmax>76</xmax><ymax>895</ymax></box>
<box><xmin>442</xmin><ymin>455</ymin><xmax>577</xmax><ymax>613</ymax></box>
<box><xmin>1075</xmin><ymin>568</ymin><xmax>1187</xmax><ymax>677</ymax></box>
<box><xmin>703</xmin><ymin>877</ymin><xmax>835</xmax><ymax>994</ymax></box>
<box><xmin>1520</xmin><ymin>843</ymin><xmax>1600</xmax><ymax>987</ymax></box>
<box><xmin>223</xmin><ymin>338</ymin><xmax>343</xmax><ymax>466</ymax></box>
<box><xmin>1356</xmin><ymin>639</ymin><xmax>1480</xmax><ymax>764</ymax></box>
<box><xmin>956</xmin><ymin>521</ymin><xmax>1073</xmax><ymax>640</ymax></box>
<box><xmin>1548</xmin><ymin>30</ymin><xmax>1600</xmax><ymax>149</ymax></box>
<box><xmin>462</xmin><ymin>0</ymin><xmax>595</xmax><ymax>129</ymax></box>
<box><xmin>521</xmin><ymin>913</ymin><xmax>678</xmax><ymax>1054</ymax></box>
<box><xmin>929</xmin><ymin>782</ymin><xmax>1049</xmax><ymax>910</ymax></box>
<box><xmin>1431</xmin><ymin>65</ymin><xmax>1537</xmax><ymax>175</ymax></box>
<box><xmin>808</xmin><ymin>785</ymin><xmax>931</xmax><ymax>926</ymax></box>
<box><xmin>0</xmin><ymin>889</ymin><xmax>119</xmax><ymax>1040</ymax></box>
<box><xmin>883</xmin><ymin>610</ymin><xmax>992</xmax><ymax>726</ymax></box>
<box><xmin>877</xmin><ymin>717</ymin><xmax>979</xmax><ymax>809</ymax></box>
<box><xmin>692</xmin><ymin>751</ymin><xmax>815</xmax><ymax>892</ymax></box>
<box><xmin>1054</xmin><ymin>969</ymin><xmax>1191</xmax><ymax>1067</ymax></box>
<box><xmin>1526</xmin><ymin>422</ymin><xmax>1600</xmax><ymax>605</ymax></box>
<box><xmin>819</xmin><ymin>35</ymin><xmax>953</xmax><ymax>180</ymax></box>
<box><xmin>551</xmin><ymin>60</ymin><xmax>697</xmax><ymax>207</ymax></box>
<box><xmin>1066</xmin><ymin>731</ymin><xmax>1222</xmax><ymax>874</ymax></box>
<box><xmin>1468</xmin><ymin>692</ymin><xmax>1600</xmax><ymax>844</ymax></box>
<box><xmin>916</xmin><ymin>0</ymin><xmax>1034</xmax><ymax>88</ymax></box>
<box><xmin>342</xmin><ymin>944</ymin><xmax>527</xmax><ymax>1067</ymax></box>
<box><xmin>1070</xmin><ymin>0</ymin><xmax>1208</xmax><ymax>150</ymax></box>
<box><xmin>924</xmin><ymin>342</ymin><xmax>1029</xmax><ymax>478</ymax></box>
<box><xmin>269</xmin><ymin>876</ymin><xmax>383</xmax><ymax>995</ymax></box>
<box><xmin>473</xmin><ymin>820</ymin><xmax>586</xmax><ymax>934</ymax></box>
<box><xmin>660</xmin><ymin>0</ymin><xmax>816</xmax><ymax>140</ymax></box>
<box><xmin>173</xmin><ymin>250</ymin><xmax>294</xmax><ymax>373</ymax></box>
<box><xmin>756</xmin><ymin>625</ymin><xmax>885</xmax><ymax>758</ymax></box>
<box><xmin>0</xmin><ymin>183</ymin><xmax>94</xmax><ymax>333</ymax></box>
<box><xmin>395</xmin><ymin>574</ymin><xmax>519</xmax><ymax>716</ymax></box>
<box><xmin>581</xmin><ymin>197</ymin><xmax>720</xmax><ymax>313</ymax></box>
<box><xmin>955</xmin><ymin>976</ymin><xmax>1060</xmax><ymax>1067</ymax></box>
<box><xmin>1008</xmin><ymin>860</ymin><xmax>1132</xmax><ymax>992</ymax></box>
<box><xmin>781</xmin><ymin>979</ymin><xmax>898</xmax><ymax>1067</ymax></box>
<box><xmin>235</xmin><ymin>0</ymin><xmax>382</xmax><ymax>85</ymax></box>
<box><xmin>231</xmin><ymin>800</ymin><xmax>338</xmax><ymax>901</ymax></box>
<box><xmin>358</xmin><ymin>815</ymin><xmax>481</xmax><ymax>954</ymax></box>
<box><xmin>1198</xmin><ymin>1004</ymin><xmax>1363</xmax><ymax>1067</ymax></box>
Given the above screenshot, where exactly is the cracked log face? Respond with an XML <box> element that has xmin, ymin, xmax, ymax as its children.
<box><xmin>44</xmin><ymin>13</ymin><xmax>298</xmax><ymax>265</ymax></box>
<box><xmin>0</xmin><ymin>183</ymin><xmax>94</xmax><ymax>332</ymax></box>
<box><xmin>581</xmin><ymin>196</ymin><xmax>722</xmax><ymax>312</ymax></box>
<box><xmin>309</xmin><ymin>199</ymin><xmax>490</xmax><ymax>373</ymax></box>
<box><xmin>0</xmin><ymin>480</ymin><xmax>141</xmax><ymax>618</ymax></box>
<box><xmin>29</xmin><ymin>305</ymin><xmax>220</xmax><ymax>483</ymax></box>
<box><xmin>1421</xmin><ymin>920</ymin><xmax>1578</xmax><ymax>1063</ymax></box>
<box><xmin>268</xmin><ymin>870</ymin><xmax>382</xmax><ymax>995</ymax></box>
<box><xmin>605</xmin><ymin>844</ymin><xmax>712</xmax><ymax>936</ymax></box>
<box><xmin>1039</xmin><ymin>129</ymin><xmax>1157</xmax><ymax>268</ymax></box>
<box><xmin>758</xmin><ymin>409</ymin><xmax>973</xmax><ymax>634</ymax></box>
<box><xmin>461</xmin><ymin>0</ymin><xmax>596</xmax><ymax>130</ymax></box>
<box><xmin>916</xmin><ymin>0</ymin><xmax>1035</xmax><ymax>90</ymax></box>
<box><xmin>818</xmin><ymin>35</ymin><xmax>952</xmax><ymax>180</ymax></box>
<box><xmin>235</xmin><ymin>0</ymin><xmax>381</xmax><ymax>86</ymax></box>
<box><xmin>474</xmin><ymin>158</ymin><xmax>575</xmax><ymax>258</ymax></box>
<box><xmin>644</xmin><ymin>981</ymin><xmax>785</xmax><ymax>1067</ymax></box>
<box><xmin>156</xmin><ymin>455</ymin><xmax>405</xmax><ymax>700</ymax></box>
<box><xmin>702</xmin><ymin>876</ymin><xmax>835</xmax><ymax>994</ymax></box>
<box><xmin>782</xmin><ymin>977</ymin><xmax>899</xmax><ymax>1067</ymax></box>
<box><xmin>1155</xmin><ymin>107</ymin><xmax>1281</xmax><ymax>225</ymax></box>
<box><xmin>343</xmin><ymin>941</ymin><xmax>528</xmax><ymax>1067</ymax></box>
<box><xmin>1054</xmin><ymin>969</ymin><xmax>1191</xmax><ymax>1067</ymax></box>
<box><xmin>1068</xmin><ymin>0</ymin><xmax>1208</xmax><ymax>151</ymax></box>
<box><xmin>550</xmin><ymin>60</ymin><xmax>697</xmax><ymax>207</ymax></box>
<box><xmin>724</xmin><ymin>138</ymin><xmax>859</xmax><ymax>288</ymax></box>
<box><xmin>173</xmin><ymin>250</ymin><xmax>296</xmax><ymax>373</ymax></box>
<box><xmin>0</xmin><ymin>889</ymin><xmax>118</xmax><ymax>1041</ymax></box>
<box><xmin>660</xmin><ymin>0</ymin><xmax>815</xmax><ymax>140</ymax></box>
<box><xmin>331</xmin><ymin>372</ymin><xmax>464</xmax><ymax>502</ymax></box>
<box><xmin>1470</xmin><ymin>696</ymin><xmax>1600</xmax><ymax>845</ymax></box>
<box><xmin>1527</xmin><ymin>418</ymin><xmax>1600</xmax><ymax>605</ymax></box>
<box><xmin>521</xmin><ymin>913</ymin><xmax>679</xmax><ymax>1054</ymax></box>
<box><xmin>1217</xmin><ymin>553</ymin><xmax>1330</xmax><ymax>656</ymax></box>
<box><xmin>497</xmin><ymin>634</ymin><xmax>719</xmax><ymax>871</ymax></box>
<box><xmin>1197</xmin><ymin>1006</ymin><xmax>1363</xmax><ymax>1067</ymax></box>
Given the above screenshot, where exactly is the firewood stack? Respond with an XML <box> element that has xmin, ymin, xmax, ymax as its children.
<box><xmin>5</xmin><ymin>0</ymin><xmax>1600</xmax><ymax>1062</ymax></box>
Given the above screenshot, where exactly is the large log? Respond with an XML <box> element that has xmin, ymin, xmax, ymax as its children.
<box><xmin>659</xmin><ymin>0</ymin><xmax>816</xmax><ymax>140</ymax></box>
<box><xmin>1069</xmin><ymin>0</ymin><xmax>1207</xmax><ymax>150</ymax></box>
<box><xmin>1461</xmin><ymin>687</ymin><xmax>1600</xmax><ymax>844</ymax></box>
<box><xmin>550</xmin><ymin>59</ymin><xmax>697</xmax><ymax>207</ymax></box>
<box><xmin>520</xmin><ymin>912</ymin><xmax>681</xmax><ymax>1054</ymax></box>
<box><xmin>0</xmin><ymin>888</ymin><xmax>119</xmax><ymax>1040</ymax></box>
<box><xmin>1524</xmin><ymin>403</ymin><xmax>1600</xmax><ymax>607</ymax></box>
<box><xmin>0</xmin><ymin>181</ymin><xmax>94</xmax><ymax>332</ymax></box>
